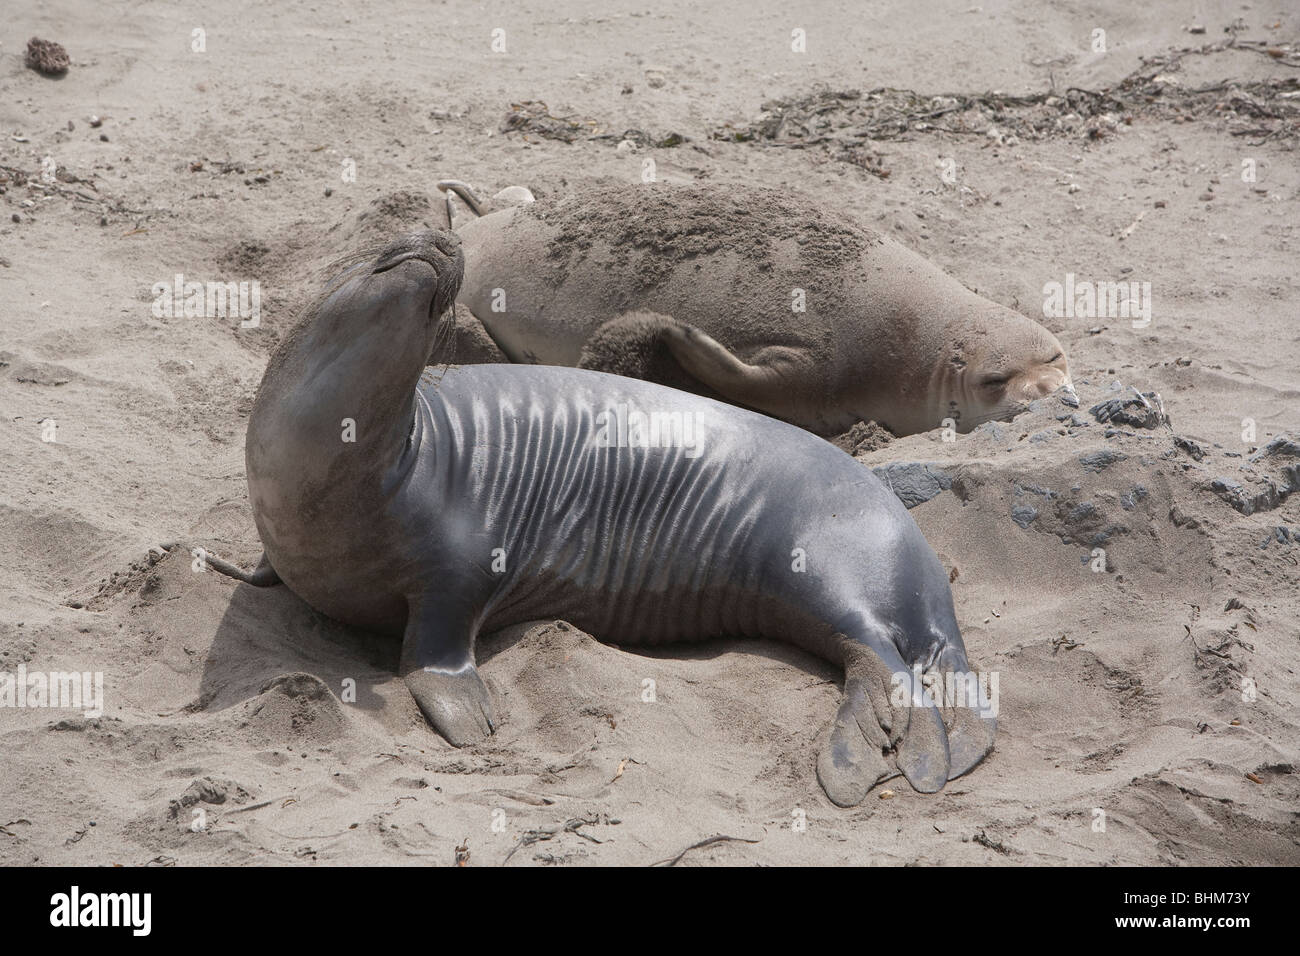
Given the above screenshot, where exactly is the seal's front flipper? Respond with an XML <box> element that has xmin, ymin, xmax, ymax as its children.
<box><xmin>578</xmin><ymin>311</ymin><xmax>711</xmax><ymax>395</ymax></box>
<box><xmin>658</xmin><ymin>322</ymin><xmax>816</xmax><ymax>424</ymax></box>
<box><xmin>404</xmin><ymin>666</ymin><xmax>495</xmax><ymax>747</ymax></box>
<box><xmin>399</xmin><ymin>602</ymin><xmax>496</xmax><ymax>747</ymax></box>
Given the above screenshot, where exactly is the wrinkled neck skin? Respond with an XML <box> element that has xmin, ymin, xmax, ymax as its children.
<box><xmin>925</xmin><ymin>357</ymin><xmax>963</xmax><ymax>436</ymax></box>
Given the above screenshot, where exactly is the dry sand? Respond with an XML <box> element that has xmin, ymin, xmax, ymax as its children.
<box><xmin>1</xmin><ymin>1</ymin><xmax>1297</xmax><ymax>866</ymax></box>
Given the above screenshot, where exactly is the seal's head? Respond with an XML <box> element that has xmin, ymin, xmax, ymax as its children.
<box><xmin>362</xmin><ymin>229</ymin><xmax>464</xmax><ymax>326</ymax></box>
<box><xmin>272</xmin><ymin>229</ymin><xmax>465</xmax><ymax>378</ymax></box>
<box><xmin>250</xmin><ymin>228</ymin><xmax>465</xmax><ymax>509</ymax></box>
<box><xmin>935</xmin><ymin>303</ymin><xmax>1075</xmax><ymax>434</ymax></box>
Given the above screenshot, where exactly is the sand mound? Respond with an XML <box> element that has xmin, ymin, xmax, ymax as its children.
<box><xmin>336</xmin><ymin>190</ymin><xmax>451</xmax><ymax>248</ymax></box>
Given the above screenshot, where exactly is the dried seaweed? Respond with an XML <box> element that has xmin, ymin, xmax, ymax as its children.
<box><xmin>714</xmin><ymin>40</ymin><xmax>1300</xmax><ymax>152</ymax></box>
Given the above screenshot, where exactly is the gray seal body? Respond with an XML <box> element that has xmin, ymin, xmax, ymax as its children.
<box><xmin>245</xmin><ymin>230</ymin><xmax>994</xmax><ymax>807</ymax></box>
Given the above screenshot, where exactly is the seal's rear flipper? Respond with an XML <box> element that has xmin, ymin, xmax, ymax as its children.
<box><xmin>816</xmin><ymin>635</ymin><xmax>974</xmax><ymax>805</ymax></box>
<box><xmin>399</xmin><ymin>601</ymin><xmax>496</xmax><ymax>746</ymax></box>
<box><xmin>893</xmin><ymin>695</ymin><xmax>951</xmax><ymax>793</ymax></box>
<box><xmin>436</xmin><ymin>180</ymin><xmax>485</xmax><ymax>222</ymax></box>
<box><xmin>816</xmin><ymin>651</ymin><xmax>900</xmax><ymax>807</ymax></box>
<box><xmin>943</xmin><ymin>706</ymin><xmax>996</xmax><ymax>781</ymax></box>
<box><xmin>163</xmin><ymin>542</ymin><xmax>281</xmax><ymax>587</ymax></box>
<box><xmin>931</xmin><ymin>642</ymin><xmax>997</xmax><ymax>780</ymax></box>
<box><xmin>436</xmin><ymin>181</ymin><xmax>535</xmax><ymax>228</ymax></box>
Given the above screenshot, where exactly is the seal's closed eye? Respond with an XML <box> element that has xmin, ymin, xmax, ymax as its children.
<box><xmin>370</xmin><ymin>253</ymin><xmax>419</xmax><ymax>275</ymax></box>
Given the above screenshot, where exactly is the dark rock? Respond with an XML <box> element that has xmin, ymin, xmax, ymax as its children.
<box><xmin>1120</xmin><ymin>485</ymin><xmax>1149</xmax><ymax>511</ymax></box>
<box><xmin>1250</xmin><ymin>435</ymin><xmax>1300</xmax><ymax>462</ymax></box>
<box><xmin>1258</xmin><ymin>527</ymin><xmax>1296</xmax><ymax>549</ymax></box>
<box><xmin>1011</xmin><ymin>504</ymin><xmax>1038</xmax><ymax>528</ymax></box>
<box><xmin>1173</xmin><ymin>436</ymin><xmax>1207</xmax><ymax>461</ymax></box>
<box><xmin>1014</xmin><ymin>482</ymin><xmax>1057</xmax><ymax>499</ymax></box>
<box><xmin>1209</xmin><ymin>476</ymin><xmax>1283</xmax><ymax>516</ymax></box>
<box><xmin>872</xmin><ymin>462</ymin><xmax>951</xmax><ymax>509</ymax></box>
<box><xmin>1208</xmin><ymin>438</ymin><xmax>1300</xmax><ymax>515</ymax></box>
<box><xmin>1079</xmin><ymin>449</ymin><xmax>1126</xmax><ymax>473</ymax></box>
<box><xmin>1069</xmin><ymin>502</ymin><xmax>1097</xmax><ymax>522</ymax></box>
<box><xmin>25</xmin><ymin>37</ymin><xmax>70</xmax><ymax>76</ymax></box>
<box><xmin>1249</xmin><ymin>435</ymin><xmax>1300</xmax><ymax>497</ymax></box>
<box><xmin>1089</xmin><ymin>389</ymin><xmax>1167</xmax><ymax>429</ymax></box>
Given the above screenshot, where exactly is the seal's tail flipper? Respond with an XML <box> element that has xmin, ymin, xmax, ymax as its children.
<box><xmin>943</xmin><ymin>702</ymin><xmax>997</xmax><ymax>780</ymax></box>
<box><xmin>816</xmin><ymin>640</ymin><xmax>901</xmax><ymax>807</ymax></box>
<box><xmin>815</xmin><ymin>631</ymin><xmax>997</xmax><ymax>807</ymax></box>
<box><xmin>436</xmin><ymin>181</ymin><xmax>536</xmax><ymax>228</ymax></box>
<box><xmin>436</xmin><ymin>180</ymin><xmax>486</xmax><ymax>224</ymax></box>
<box><xmin>928</xmin><ymin>642</ymin><xmax>997</xmax><ymax>780</ymax></box>
<box><xmin>162</xmin><ymin>542</ymin><xmax>282</xmax><ymax>587</ymax></box>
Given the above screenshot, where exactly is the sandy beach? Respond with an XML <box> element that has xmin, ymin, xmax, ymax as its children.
<box><xmin>1</xmin><ymin>1</ymin><xmax>1297</xmax><ymax>865</ymax></box>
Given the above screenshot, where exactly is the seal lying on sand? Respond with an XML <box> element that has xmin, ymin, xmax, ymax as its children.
<box><xmin>242</xmin><ymin>229</ymin><xmax>995</xmax><ymax>806</ymax></box>
<box><xmin>438</xmin><ymin>180</ymin><xmax>1075</xmax><ymax>437</ymax></box>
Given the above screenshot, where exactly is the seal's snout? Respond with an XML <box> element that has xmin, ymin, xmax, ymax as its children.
<box><xmin>1012</xmin><ymin>364</ymin><xmax>1072</xmax><ymax>403</ymax></box>
<box><xmin>370</xmin><ymin>230</ymin><xmax>465</xmax><ymax>314</ymax></box>
<box><xmin>372</xmin><ymin>229</ymin><xmax>463</xmax><ymax>275</ymax></box>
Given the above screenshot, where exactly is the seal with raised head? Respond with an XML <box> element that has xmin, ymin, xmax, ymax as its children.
<box><xmin>438</xmin><ymin>180</ymin><xmax>1075</xmax><ymax>437</ymax></box>
<box><xmin>243</xmin><ymin>228</ymin><xmax>996</xmax><ymax>806</ymax></box>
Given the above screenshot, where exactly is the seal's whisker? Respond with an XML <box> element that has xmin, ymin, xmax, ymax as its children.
<box><xmin>426</xmin><ymin>306</ymin><xmax>458</xmax><ymax>382</ymax></box>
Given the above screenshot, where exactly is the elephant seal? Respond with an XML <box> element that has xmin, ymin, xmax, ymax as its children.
<box><xmin>439</xmin><ymin>181</ymin><xmax>1075</xmax><ymax>437</ymax></box>
<box><xmin>243</xmin><ymin>228</ymin><xmax>995</xmax><ymax>806</ymax></box>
